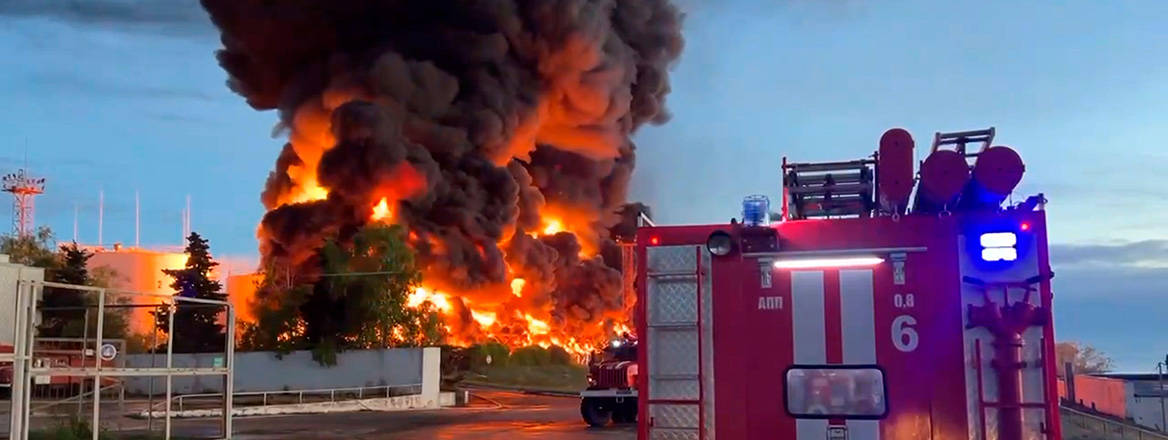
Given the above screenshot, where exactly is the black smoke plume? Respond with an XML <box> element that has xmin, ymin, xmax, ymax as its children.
<box><xmin>201</xmin><ymin>0</ymin><xmax>683</xmax><ymax>342</ymax></box>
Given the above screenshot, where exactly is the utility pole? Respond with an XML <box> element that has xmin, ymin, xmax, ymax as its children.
<box><xmin>1159</xmin><ymin>357</ymin><xmax>1166</xmax><ymax>432</ymax></box>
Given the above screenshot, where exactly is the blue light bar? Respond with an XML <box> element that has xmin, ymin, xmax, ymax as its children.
<box><xmin>742</xmin><ymin>195</ymin><xmax>770</xmax><ymax>226</ymax></box>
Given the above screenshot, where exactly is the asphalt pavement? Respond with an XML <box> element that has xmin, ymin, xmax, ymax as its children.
<box><xmin>1</xmin><ymin>391</ymin><xmax>630</xmax><ymax>439</ymax></box>
<box><xmin>167</xmin><ymin>391</ymin><xmax>635</xmax><ymax>440</ymax></box>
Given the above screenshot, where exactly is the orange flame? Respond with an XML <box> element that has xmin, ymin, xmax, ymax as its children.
<box><xmin>257</xmin><ymin>87</ymin><xmax>635</xmax><ymax>358</ymax></box>
<box><xmin>541</xmin><ymin>219</ymin><xmax>564</xmax><ymax>236</ymax></box>
<box><xmin>470</xmin><ymin>310</ymin><xmax>498</xmax><ymax>328</ymax></box>
<box><xmin>525</xmin><ymin>314</ymin><xmax>550</xmax><ymax>335</ymax></box>
<box><xmin>371</xmin><ymin>197</ymin><xmax>392</xmax><ymax>222</ymax></box>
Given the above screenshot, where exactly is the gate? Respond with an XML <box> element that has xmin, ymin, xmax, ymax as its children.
<box><xmin>7</xmin><ymin>280</ymin><xmax>235</xmax><ymax>440</ymax></box>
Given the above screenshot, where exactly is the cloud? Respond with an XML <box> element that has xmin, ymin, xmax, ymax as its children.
<box><xmin>0</xmin><ymin>0</ymin><xmax>211</xmax><ymax>36</ymax></box>
<box><xmin>0</xmin><ymin>155</ymin><xmax>97</xmax><ymax>169</ymax></box>
<box><xmin>1053</xmin><ymin>264</ymin><xmax>1168</xmax><ymax>370</ymax></box>
<box><xmin>1051</xmin><ymin>242</ymin><xmax>1168</xmax><ymax>370</ymax></box>
<box><xmin>25</xmin><ymin>71</ymin><xmax>217</xmax><ymax>102</ymax></box>
<box><xmin>1050</xmin><ymin>240</ymin><xmax>1168</xmax><ymax>268</ymax></box>
<box><xmin>145</xmin><ymin>111</ymin><xmax>214</xmax><ymax>125</ymax></box>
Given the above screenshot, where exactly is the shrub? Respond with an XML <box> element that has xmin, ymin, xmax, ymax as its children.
<box><xmin>468</xmin><ymin>341</ymin><xmax>511</xmax><ymax>369</ymax></box>
<box><xmin>28</xmin><ymin>418</ymin><xmax>112</xmax><ymax>440</ymax></box>
<box><xmin>547</xmin><ymin>345</ymin><xmax>573</xmax><ymax>365</ymax></box>
<box><xmin>510</xmin><ymin>346</ymin><xmax>551</xmax><ymax>366</ymax></box>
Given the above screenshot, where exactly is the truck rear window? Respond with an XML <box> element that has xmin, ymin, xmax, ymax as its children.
<box><xmin>784</xmin><ymin>366</ymin><xmax>888</xmax><ymax>419</ymax></box>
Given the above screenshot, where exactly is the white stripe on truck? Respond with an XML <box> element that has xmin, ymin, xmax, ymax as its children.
<box><xmin>840</xmin><ymin>269</ymin><xmax>880</xmax><ymax>440</ymax></box>
<box><xmin>791</xmin><ymin>271</ymin><xmax>828</xmax><ymax>440</ymax></box>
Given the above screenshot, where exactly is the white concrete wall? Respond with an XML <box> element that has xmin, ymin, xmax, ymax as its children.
<box><xmin>122</xmin><ymin>347</ymin><xmax>430</xmax><ymax>395</ymax></box>
<box><xmin>421</xmin><ymin>347</ymin><xmax>440</xmax><ymax>408</ymax></box>
<box><xmin>0</xmin><ymin>255</ymin><xmax>45</xmax><ymax>346</ymax></box>
<box><xmin>1128</xmin><ymin>380</ymin><xmax>1168</xmax><ymax>431</ymax></box>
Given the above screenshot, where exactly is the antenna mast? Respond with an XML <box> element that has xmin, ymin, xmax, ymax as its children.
<box><xmin>135</xmin><ymin>191</ymin><xmax>141</xmax><ymax>247</ymax></box>
<box><xmin>98</xmin><ymin>190</ymin><xmax>104</xmax><ymax>247</ymax></box>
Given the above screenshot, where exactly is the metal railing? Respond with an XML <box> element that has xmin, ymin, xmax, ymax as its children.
<box><xmin>29</xmin><ymin>380</ymin><xmax>126</xmax><ymax>414</ymax></box>
<box><xmin>1062</xmin><ymin>405</ymin><xmax>1168</xmax><ymax>440</ymax></box>
<box><xmin>153</xmin><ymin>383</ymin><xmax>424</xmax><ymax>413</ymax></box>
<box><xmin>8</xmin><ymin>280</ymin><xmax>236</xmax><ymax>440</ymax></box>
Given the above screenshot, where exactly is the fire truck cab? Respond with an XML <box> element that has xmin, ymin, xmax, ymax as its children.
<box><xmin>635</xmin><ymin>128</ymin><xmax>1061</xmax><ymax>440</ymax></box>
<box><xmin>581</xmin><ymin>335</ymin><xmax>639</xmax><ymax>426</ymax></box>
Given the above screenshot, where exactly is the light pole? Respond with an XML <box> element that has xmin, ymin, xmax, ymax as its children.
<box><xmin>1159</xmin><ymin>357</ymin><xmax>1167</xmax><ymax>432</ymax></box>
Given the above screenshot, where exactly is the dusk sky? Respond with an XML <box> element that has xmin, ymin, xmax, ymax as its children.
<box><xmin>1</xmin><ymin>0</ymin><xmax>1165</xmax><ymax>371</ymax></box>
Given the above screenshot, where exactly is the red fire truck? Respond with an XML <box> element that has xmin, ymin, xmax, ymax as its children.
<box><xmin>635</xmin><ymin>128</ymin><xmax>1060</xmax><ymax>440</ymax></box>
<box><xmin>580</xmin><ymin>335</ymin><xmax>639</xmax><ymax>426</ymax></box>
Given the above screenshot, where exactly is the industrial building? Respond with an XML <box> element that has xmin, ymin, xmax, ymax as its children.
<box><xmin>225</xmin><ymin>272</ymin><xmax>261</xmax><ymax>323</ymax></box>
<box><xmin>1060</xmin><ymin>372</ymin><xmax>1168</xmax><ymax>431</ymax></box>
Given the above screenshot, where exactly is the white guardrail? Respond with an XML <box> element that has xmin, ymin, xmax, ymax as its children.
<box><xmin>1062</xmin><ymin>405</ymin><xmax>1168</xmax><ymax>440</ymax></box>
<box><xmin>157</xmin><ymin>383</ymin><xmax>424</xmax><ymax>413</ymax></box>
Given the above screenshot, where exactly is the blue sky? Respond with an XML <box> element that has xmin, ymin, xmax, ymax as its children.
<box><xmin>1</xmin><ymin>0</ymin><xmax>1165</xmax><ymax>371</ymax></box>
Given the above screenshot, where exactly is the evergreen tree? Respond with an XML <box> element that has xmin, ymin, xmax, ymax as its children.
<box><xmin>155</xmin><ymin>232</ymin><xmax>227</xmax><ymax>353</ymax></box>
<box><xmin>39</xmin><ymin>243</ymin><xmax>90</xmax><ymax>336</ymax></box>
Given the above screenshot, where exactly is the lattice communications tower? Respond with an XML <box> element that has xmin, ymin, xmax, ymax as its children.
<box><xmin>2</xmin><ymin>168</ymin><xmax>46</xmax><ymax>237</ymax></box>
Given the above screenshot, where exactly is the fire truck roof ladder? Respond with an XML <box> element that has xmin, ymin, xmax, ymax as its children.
<box><xmin>932</xmin><ymin>127</ymin><xmax>995</xmax><ymax>154</ymax></box>
<box><xmin>782</xmin><ymin>156</ymin><xmax>875</xmax><ymax>220</ymax></box>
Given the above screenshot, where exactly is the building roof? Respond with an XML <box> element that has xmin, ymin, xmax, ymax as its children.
<box><xmin>1093</xmin><ymin>372</ymin><xmax>1166</xmax><ymax>381</ymax></box>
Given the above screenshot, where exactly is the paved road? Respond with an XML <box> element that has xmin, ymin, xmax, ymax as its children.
<box><xmin>2</xmin><ymin>391</ymin><xmax>631</xmax><ymax>439</ymax></box>
<box><xmin>167</xmin><ymin>391</ymin><xmax>635</xmax><ymax>440</ymax></box>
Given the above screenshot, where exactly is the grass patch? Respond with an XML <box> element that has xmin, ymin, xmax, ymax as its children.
<box><xmin>28</xmin><ymin>419</ymin><xmax>190</xmax><ymax>440</ymax></box>
<box><xmin>1061</xmin><ymin>408</ymin><xmax>1168</xmax><ymax>440</ymax></box>
<box><xmin>469</xmin><ymin>364</ymin><xmax>588</xmax><ymax>393</ymax></box>
<box><xmin>445</xmin><ymin>344</ymin><xmax>588</xmax><ymax>393</ymax></box>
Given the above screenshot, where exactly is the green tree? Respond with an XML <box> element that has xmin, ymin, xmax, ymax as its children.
<box><xmin>38</xmin><ymin>243</ymin><xmax>91</xmax><ymax>337</ymax></box>
<box><xmin>155</xmin><ymin>232</ymin><xmax>227</xmax><ymax>353</ymax></box>
<box><xmin>238</xmin><ymin>282</ymin><xmax>311</xmax><ymax>354</ymax></box>
<box><xmin>241</xmin><ymin>224</ymin><xmax>444</xmax><ymax>364</ymax></box>
<box><xmin>1056</xmin><ymin>341</ymin><xmax>1115</xmax><ymax>376</ymax></box>
<box><xmin>1</xmin><ymin>229</ymin><xmax>132</xmax><ymax>341</ymax></box>
<box><xmin>0</xmin><ymin>226</ymin><xmax>57</xmax><ymax>269</ymax></box>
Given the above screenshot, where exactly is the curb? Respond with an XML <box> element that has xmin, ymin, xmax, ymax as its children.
<box><xmin>459</xmin><ymin>381</ymin><xmax>580</xmax><ymax>398</ymax></box>
<box><xmin>131</xmin><ymin>392</ymin><xmax>455</xmax><ymax>419</ymax></box>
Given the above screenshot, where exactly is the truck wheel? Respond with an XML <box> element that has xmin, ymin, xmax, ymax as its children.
<box><xmin>581</xmin><ymin>397</ymin><xmax>612</xmax><ymax>427</ymax></box>
<box><xmin>612</xmin><ymin>400</ymin><xmax>637</xmax><ymax>424</ymax></box>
